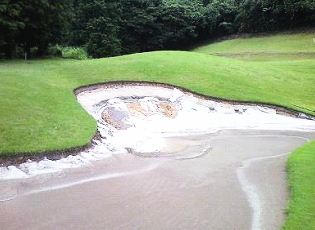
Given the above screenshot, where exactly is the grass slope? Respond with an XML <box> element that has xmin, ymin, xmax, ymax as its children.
<box><xmin>1</xmin><ymin>49</ymin><xmax>315</xmax><ymax>155</ymax></box>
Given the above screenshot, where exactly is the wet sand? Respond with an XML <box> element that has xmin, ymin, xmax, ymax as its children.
<box><xmin>1</xmin><ymin>129</ymin><xmax>315</xmax><ymax>230</ymax></box>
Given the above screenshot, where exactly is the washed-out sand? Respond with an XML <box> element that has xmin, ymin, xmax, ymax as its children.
<box><xmin>1</xmin><ymin>82</ymin><xmax>315</xmax><ymax>229</ymax></box>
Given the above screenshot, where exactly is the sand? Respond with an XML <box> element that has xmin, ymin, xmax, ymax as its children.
<box><xmin>1</xmin><ymin>83</ymin><xmax>315</xmax><ymax>229</ymax></box>
<box><xmin>2</xmin><ymin>83</ymin><xmax>314</xmax><ymax>179</ymax></box>
<box><xmin>1</xmin><ymin>130</ymin><xmax>314</xmax><ymax>230</ymax></box>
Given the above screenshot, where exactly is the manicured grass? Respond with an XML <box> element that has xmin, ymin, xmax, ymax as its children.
<box><xmin>0</xmin><ymin>31</ymin><xmax>315</xmax><ymax>229</ymax></box>
<box><xmin>194</xmin><ymin>32</ymin><xmax>315</xmax><ymax>61</ymax></box>
<box><xmin>283</xmin><ymin>140</ymin><xmax>315</xmax><ymax>230</ymax></box>
<box><xmin>192</xmin><ymin>32</ymin><xmax>315</xmax><ymax>113</ymax></box>
<box><xmin>0</xmin><ymin>60</ymin><xmax>96</xmax><ymax>154</ymax></box>
<box><xmin>1</xmin><ymin>49</ymin><xmax>315</xmax><ymax>155</ymax></box>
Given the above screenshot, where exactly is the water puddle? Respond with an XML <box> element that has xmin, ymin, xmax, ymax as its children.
<box><xmin>0</xmin><ymin>133</ymin><xmax>213</xmax><ymax>202</ymax></box>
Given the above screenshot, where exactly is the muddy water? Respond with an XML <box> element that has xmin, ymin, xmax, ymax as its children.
<box><xmin>1</xmin><ymin>130</ymin><xmax>314</xmax><ymax>230</ymax></box>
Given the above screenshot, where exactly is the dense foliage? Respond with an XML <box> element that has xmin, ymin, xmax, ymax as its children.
<box><xmin>1</xmin><ymin>0</ymin><xmax>314</xmax><ymax>58</ymax></box>
<box><xmin>0</xmin><ymin>0</ymin><xmax>72</xmax><ymax>58</ymax></box>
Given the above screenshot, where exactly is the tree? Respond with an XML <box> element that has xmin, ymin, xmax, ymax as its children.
<box><xmin>2</xmin><ymin>0</ymin><xmax>315</xmax><ymax>59</ymax></box>
<box><xmin>156</xmin><ymin>0</ymin><xmax>204</xmax><ymax>49</ymax></box>
<box><xmin>118</xmin><ymin>0</ymin><xmax>162</xmax><ymax>53</ymax></box>
<box><xmin>0</xmin><ymin>0</ymin><xmax>24</xmax><ymax>58</ymax></box>
<box><xmin>18</xmin><ymin>0</ymin><xmax>72</xmax><ymax>58</ymax></box>
<box><xmin>70</xmin><ymin>0</ymin><xmax>122</xmax><ymax>58</ymax></box>
<box><xmin>284</xmin><ymin>0</ymin><xmax>315</xmax><ymax>27</ymax></box>
<box><xmin>236</xmin><ymin>0</ymin><xmax>287</xmax><ymax>32</ymax></box>
<box><xmin>119</xmin><ymin>0</ymin><xmax>206</xmax><ymax>53</ymax></box>
<box><xmin>207</xmin><ymin>0</ymin><xmax>238</xmax><ymax>35</ymax></box>
<box><xmin>0</xmin><ymin>0</ymin><xmax>72</xmax><ymax>58</ymax></box>
<box><xmin>236</xmin><ymin>0</ymin><xmax>315</xmax><ymax>33</ymax></box>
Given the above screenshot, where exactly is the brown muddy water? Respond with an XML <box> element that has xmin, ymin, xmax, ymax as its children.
<box><xmin>1</xmin><ymin>129</ymin><xmax>315</xmax><ymax>230</ymax></box>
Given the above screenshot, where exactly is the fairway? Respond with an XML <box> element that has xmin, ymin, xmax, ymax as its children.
<box><xmin>193</xmin><ymin>32</ymin><xmax>315</xmax><ymax>61</ymax></box>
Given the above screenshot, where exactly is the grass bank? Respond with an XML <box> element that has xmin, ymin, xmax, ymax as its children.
<box><xmin>1</xmin><ymin>49</ymin><xmax>315</xmax><ymax>155</ymax></box>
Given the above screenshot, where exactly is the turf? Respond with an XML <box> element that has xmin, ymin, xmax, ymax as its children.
<box><xmin>194</xmin><ymin>32</ymin><xmax>315</xmax><ymax>61</ymax></box>
<box><xmin>1</xmin><ymin>48</ymin><xmax>315</xmax><ymax>155</ymax></box>
<box><xmin>283</xmin><ymin>140</ymin><xmax>315</xmax><ymax>230</ymax></box>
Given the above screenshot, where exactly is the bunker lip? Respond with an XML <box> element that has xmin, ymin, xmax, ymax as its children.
<box><xmin>74</xmin><ymin>81</ymin><xmax>314</xmax><ymax>117</ymax></box>
<box><xmin>1</xmin><ymin>81</ymin><xmax>315</xmax><ymax>171</ymax></box>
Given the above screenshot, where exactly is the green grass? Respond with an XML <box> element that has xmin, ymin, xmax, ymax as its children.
<box><xmin>0</xmin><ymin>60</ymin><xmax>96</xmax><ymax>154</ymax></box>
<box><xmin>194</xmin><ymin>32</ymin><xmax>315</xmax><ymax>61</ymax></box>
<box><xmin>0</xmin><ymin>31</ymin><xmax>315</xmax><ymax>229</ymax></box>
<box><xmin>1</xmin><ymin>49</ymin><xmax>315</xmax><ymax>155</ymax></box>
<box><xmin>283</xmin><ymin>140</ymin><xmax>315</xmax><ymax>230</ymax></box>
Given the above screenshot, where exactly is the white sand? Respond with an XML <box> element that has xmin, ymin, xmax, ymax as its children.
<box><xmin>1</xmin><ymin>83</ymin><xmax>315</xmax><ymax>230</ymax></box>
<box><xmin>1</xmin><ymin>84</ymin><xmax>314</xmax><ymax>179</ymax></box>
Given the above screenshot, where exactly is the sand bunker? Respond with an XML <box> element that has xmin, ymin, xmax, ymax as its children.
<box><xmin>77</xmin><ymin>82</ymin><xmax>315</xmax><ymax>151</ymax></box>
<box><xmin>1</xmin><ymin>82</ymin><xmax>315</xmax><ymax>230</ymax></box>
<box><xmin>1</xmin><ymin>82</ymin><xmax>315</xmax><ymax>178</ymax></box>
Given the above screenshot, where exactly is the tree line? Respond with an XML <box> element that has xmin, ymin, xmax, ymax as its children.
<box><xmin>1</xmin><ymin>0</ymin><xmax>314</xmax><ymax>59</ymax></box>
